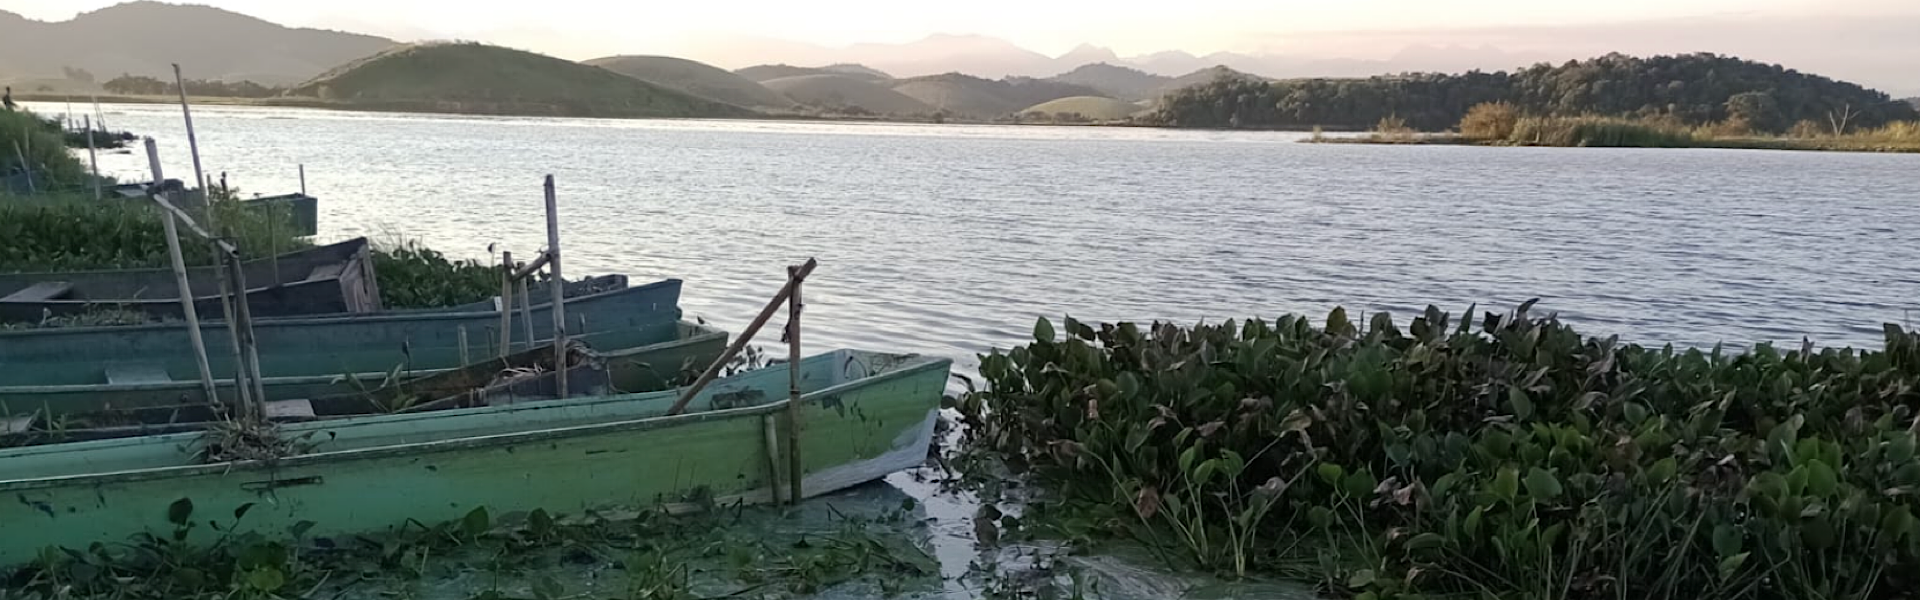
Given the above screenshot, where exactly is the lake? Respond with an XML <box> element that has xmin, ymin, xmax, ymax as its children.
<box><xmin>24</xmin><ymin>101</ymin><xmax>1920</xmax><ymax>598</ymax></box>
<box><xmin>40</xmin><ymin>101</ymin><xmax>1920</xmax><ymax>358</ymax></box>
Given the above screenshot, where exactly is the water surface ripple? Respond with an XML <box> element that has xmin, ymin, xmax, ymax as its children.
<box><xmin>58</xmin><ymin>102</ymin><xmax>1920</xmax><ymax>366</ymax></box>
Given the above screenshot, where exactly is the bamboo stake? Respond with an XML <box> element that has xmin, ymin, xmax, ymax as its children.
<box><xmin>544</xmin><ymin>176</ymin><xmax>567</xmax><ymax>399</ymax></box>
<box><xmin>12</xmin><ymin>141</ymin><xmax>31</xmax><ymax>195</ymax></box>
<box><xmin>227</xmin><ymin>251</ymin><xmax>269</xmax><ymax>414</ymax></box>
<box><xmin>518</xmin><ymin>278</ymin><xmax>534</xmax><ymax>351</ymax></box>
<box><xmin>786</xmin><ymin>264</ymin><xmax>805</xmax><ymax>503</ymax></box>
<box><xmin>84</xmin><ymin>115</ymin><xmax>100</xmax><ymax>200</ymax></box>
<box><xmin>498</xmin><ymin>251</ymin><xmax>514</xmax><ymax>358</ymax></box>
<box><xmin>667</xmin><ymin>259</ymin><xmax>819</xmax><ymax>416</ymax></box>
<box><xmin>458</xmin><ymin>326</ymin><xmax>470</xmax><ymax>365</ymax></box>
<box><xmin>298</xmin><ymin>164</ymin><xmax>306</xmax><ymax>195</ymax></box>
<box><xmin>214</xmin><ymin>246</ymin><xmax>253</xmax><ymax>415</ymax></box>
<box><xmin>147</xmin><ymin>138</ymin><xmax>218</xmax><ymax>407</ymax></box>
<box><xmin>172</xmin><ymin>64</ymin><xmax>210</xmax><ymax>228</ymax></box>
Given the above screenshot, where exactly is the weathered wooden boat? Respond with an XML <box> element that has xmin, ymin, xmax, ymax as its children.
<box><xmin>0</xmin><ymin>349</ymin><xmax>950</xmax><ymax>567</ymax></box>
<box><xmin>0</xmin><ymin>280</ymin><xmax>689</xmax><ymax>416</ymax></box>
<box><xmin>0</xmin><ymin>237</ymin><xmax>379</xmax><ymax>324</ymax></box>
<box><xmin>0</xmin><ymin>321</ymin><xmax>728</xmax><ymax>441</ymax></box>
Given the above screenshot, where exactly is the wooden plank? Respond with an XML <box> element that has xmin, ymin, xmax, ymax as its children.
<box><xmin>304</xmin><ymin>263</ymin><xmax>345</xmax><ymax>282</ymax></box>
<box><xmin>0</xmin><ymin>282</ymin><xmax>72</xmax><ymax>302</ymax></box>
<box><xmin>264</xmin><ymin>399</ymin><xmax>316</xmax><ymax>421</ymax></box>
<box><xmin>104</xmin><ymin>364</ymin><xmax>172</xmax><ymax>385</ymax></box>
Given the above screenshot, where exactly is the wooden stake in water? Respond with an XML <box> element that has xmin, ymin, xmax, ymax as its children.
<box><xmin>498</xmin><ymin>251</ymin><xmax>514</xmax><ymax>358</ymax></box>
<box><xmin>147</xmin><ymin>138</ymin><xmax>219</xmax><ymax>407</ymax></box>
<box><xmin>544</xmin><ymin>175</ymin><xmax>567</xmax><ymax>399</ymax></box>
<box><xmin>172</xmin><ymin>64</ymin><xmax>210</xmax><ymax>227</ymax></box>
<box><xmin>84</xmin><ymin>115</ymin><xmax>101</xmax><ymax>200</ymax></box>
<box><xmin>786</xmin><ymin>264</ymin><xmax>806</xmax><ymax>502</ymax></box>
<box><xmin>667</xmin><ymin>259</ymin><xmax>819</xmax><ymax>416</ymax></box>
<box><xmin>298</xmin><ymin>164</ymin><xmax>307</xmax><ymax>195</ymax></box>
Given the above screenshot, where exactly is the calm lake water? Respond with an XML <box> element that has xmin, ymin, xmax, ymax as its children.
<box><xmin>44</xmin><ymin>101</ymin><xmax>1920</xmax><ymax>363</ymax></box>
<box><xmin>23</xmin><ymin>101</ymin><xmax>1920</xmax><ymax>598</ymax></box>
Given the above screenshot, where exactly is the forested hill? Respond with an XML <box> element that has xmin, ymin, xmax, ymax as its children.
<box><xmin>1150</xmin><ymin>53</ymin><xmax>1920</xmax><ymax>132</ymax></box>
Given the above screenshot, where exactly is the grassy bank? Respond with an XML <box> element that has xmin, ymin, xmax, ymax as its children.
<box><xmin>961</xmin><ymin>305</ymin><xmax>1920</xmax><ymax>598</ymax></box>
<box><xmin>1315</xmin><ymin>104</ymin><xmax>1920</xmax><ymax>152</ymax></box>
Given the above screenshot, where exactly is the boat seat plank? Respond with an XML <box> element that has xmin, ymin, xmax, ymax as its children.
<box><xmin>305</xmin><ymin>263</ymin><xmax>345</xmax><ymax>282</ymax></box>
<box><xmin>104</xmin><ymin>364</ymin><xmax>173</xmax><ymax>385</ymax></box>
<box><xmin>265</xmin><ymin>399</ymin><xmax>316</xmax><ymax>421</ymax></box>
<box><xmin>0</xmin><ymin>281</ymin><xmax>73</xmax><ymax>302</ymax></box>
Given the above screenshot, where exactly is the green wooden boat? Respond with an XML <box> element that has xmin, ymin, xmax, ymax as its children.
<box><xmin>0</xmin><ymin>350</ymin><xmax>950</xmax><ymax>567</ymax></box>
<box><xmin>0</xmin><ymin>320</ymin><xmax>726</xmax><ymax>423</ymax></box>
<box><xmin>0</xmin><ymin>280</ymin><xmax>688</xmax><ymax>417</ymax></box>
<box><xmin>0</xmin><ymin>237</ymin><xmax>380</xmax><ymax>324</ymax></box>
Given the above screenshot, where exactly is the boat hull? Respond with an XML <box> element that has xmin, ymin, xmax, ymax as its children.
<box><xmin>0</xmin><ymin>279</ymin><xmax>684</xmax><ymax>399</ymax></box>
<box><xmin>0</xmin><ymin>350</ymin><xmax>950</xmax><ymax>568</ymax></box>
<box><xmin>0</xmin><ymin>237</ymin><xmax>379</xmax><ymax>323</ymax></box>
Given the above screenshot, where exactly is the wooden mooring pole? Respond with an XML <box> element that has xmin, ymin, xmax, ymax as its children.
<box><xmin>146</xmin><ymin>138</ymin><xmax>219</xmax><ymax>406</ymax></box>
<box><xmin>544</xmin><ymin>176</ymin><xmax>567</xmax><ymax>398</ymax></box>
<box><xmin>667</xmin><ymin>259</ymin><xmax>819</xmax><ymax>416</ymax></box>
<box><xmin>786</xmin><ymin>264</ymin><xmax>806</xmax><ymax>502</ymax></box>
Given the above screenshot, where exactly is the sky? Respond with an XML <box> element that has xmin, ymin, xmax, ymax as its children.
<box><xmin>2</xmin><ymin>0</ymin><xmax>1910</xmax><ymax>58</ymax></box>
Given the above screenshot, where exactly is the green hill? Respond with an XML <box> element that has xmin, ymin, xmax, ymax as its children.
<box><xmin>1906</xmin><ymin>97</ymin><xmax>1920</xmax><ymax>109</ymax></box>
<box><xmin>285</xmin><ymin>43</ymin><xmax>754</xmax><ymax>118</ymax></box>
<box><xmin>761</xmin><ymin>74</ymin><xmax>932</xmax><ymax>116</ymax></box>
<box><xmin>1048</xmin><ymin>63</ymin><xmax>1173</xmax><ymax>101</ymax></box>
<box><xmin>585</xmin><ymin>55</ymin><xmax>795</xmax><ymax>110</ymax></box>
<box><xmin>737</xmin><ymin>64</ymin><xmax>892</xmax><ymax>83</ymax></box>
<box><xmin>890</xmin><ymin>73</ymin><xmax>1102</xmax><ymax>118</ymax></box>
<box><xmin>1021</xmin><ymin>96</ymin><xmax>1142</xmax><ymax>121</ymax></box>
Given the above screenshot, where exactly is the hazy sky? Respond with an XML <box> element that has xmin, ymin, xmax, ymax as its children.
<box><xmin>3</xmin><ymin>0</ymin><xmax>1912</xmax><ymax>59</ymax></box>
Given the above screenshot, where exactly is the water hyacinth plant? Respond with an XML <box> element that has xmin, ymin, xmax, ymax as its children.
<box><xmin>963</xmin><ymin>302</ymin><xmax>1920</xmax><ymax>599</ymax></box>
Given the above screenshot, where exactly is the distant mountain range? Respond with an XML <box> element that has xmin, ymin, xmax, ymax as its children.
<box><xmin>0</xmin><ymin>1</ymin><xmax>395</xmax><ymax>86</ymax></box>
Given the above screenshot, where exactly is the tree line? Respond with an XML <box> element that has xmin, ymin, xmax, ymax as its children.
<box><xmin>1150</xmin><ymin>53</ymin><xmax>1920</xmax><ymax>133</ymax></box>
<box><xmin>101</xmin><ymin>75</ymin><xmax>283</xmax><ymax>98</ymax></box>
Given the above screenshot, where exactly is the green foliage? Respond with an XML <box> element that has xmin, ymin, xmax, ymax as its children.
<box><xmin>1</xmin><ymin>110</ymin><xmax>88</xmax><ymax>189</ymax></box>
<box><xmin>369</xmin><ymin>240</ymin><xmax>501</xmax><ymax>309</ymax></box>
<box><xmin>1509</xmin><ymin>115</ymin><xmax>1697</xmax><ymax>147</ymax></box>
<box><xmin>100</xmin><ymin>75</ymin><xmax>284</xmax><ymax>98</ymax></box>
<box><xmin>1152</xmin><ymin>52</ymin><xmax>1918</xmax><ymax>131</ymax></box>
<box><xmin>0</xmin><ymin>196</ymin><xmax>307</xmax><ymax>272</ymax></box>
<box><xmin>965</xmin><ymin>307</ymin><xmax>1920</xmax><ymax>598</ymax></box>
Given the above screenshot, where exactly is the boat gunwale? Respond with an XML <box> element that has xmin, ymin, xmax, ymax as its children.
<box><xmin>0</xmin><ymin>352</ymin><xmax>951</xmax><ymax>491</ymax></box>
<box><xmin>0</xmin><ymin>321</ymin><xmax>724</xmax><ymax>395</ymax></box>
<box><xmin>0</xmin><ymin>237</ymin><xmax>368</xmax><ymax>283</ymax></box>
<box><xmin>0</xmin><ymin>278</ymin><xmax>684</xmax><ymax>339</ymax></box>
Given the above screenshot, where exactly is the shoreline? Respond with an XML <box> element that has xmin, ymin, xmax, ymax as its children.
<box><xmin>1307</xmin><ymin>132</ymin><xmax>1920</xmax><ymax>154</ymax></box>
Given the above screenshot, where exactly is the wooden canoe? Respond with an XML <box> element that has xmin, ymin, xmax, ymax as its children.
<box><xmin>0</xmin><ymin>350</ymin><xmax>950</xmax><ymax>567</ymax></box>
<box><xmin>0</xmin><ymin>280</ymin><xmax>688</xmax><ymax>415</ymax></box>
<box><xmin>0</xmin><ymin>237</ymin><xmax>380</xmax><ymax>324</ymax></box>
<box><xmin>0</xmin><ymin>321</ymin><xmax>728</xmax><ymax>440</ymax></box>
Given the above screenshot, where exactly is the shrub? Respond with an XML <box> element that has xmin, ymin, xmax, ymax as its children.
<box><xmin>1457</xmin><ymin>101</ymin><xmax>1519</xmax><ymax>141</ymax></box>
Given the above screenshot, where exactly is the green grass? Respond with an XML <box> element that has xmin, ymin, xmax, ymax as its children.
<box><xmin>283</xmin><ymin>42</ymin><xmax>757</xmax><ymax>119</ymax></box>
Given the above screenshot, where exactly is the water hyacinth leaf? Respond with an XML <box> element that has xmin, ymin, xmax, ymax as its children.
<box><xmin>1348</xmin><ymin>569</ymin><xmax>1377</xmax><ymax>588</ymax></box>
<box><xmin>1622</xmin><ymin>402</ymin><xmax>1648</xmax><ymax>426</ymax></box>
<box><xmin>1525</xmin><ymin>467</ymin><xmax>1563</xmax><ymax>499</ymax></box>
<box><xmin>1509</xmin><ymin>386</ymin><xmax>1534</xmax><ymax>421</ymax></box>
<box><xmin>1717</xmin><ymin>552</ymin><xmax>1750</xmax><ymax>580</ymax></box>
<box><xmin>1648</xmin><ymin>457</ymin><xmax>1678</xmax><ymax>485</ymax></box>
<box><xmin>1405</xmin><ymin>532</ymin><xmax>1447</xmax><ymax>552</ymax></box>
<box><xmin>1464</xmin><ymin>506</ymin><xmax>1485</xmax><ymax>539</ymax></box>
<box><xmin>1308</xmin><ymin>506</ymin><xmax>1335</xmax><ymax>529</ymax></box>
<box><xmin>1891</xmin><ymin>433</ymin><xmax>1916</xmax><ymax>465</ymax></box>
<box><xmin>1804</xmin><ymin>459</ymin><xmax>1839</xmax><ymax>497</ymax></box>
<box><xmin>1492</xmin><ymin>467</ymin><xmax>1520</xmax><ymax>502</ymax></box>
<box><xmin>1711</xmin><ymin>524</ymin><xmax>1743</xmax><ymax>558</ymax></box>
<box><xmin>167</xmin><ymin>498</ymin><xmax>195</xmax><ymax>526</ymax></box>
<box><xmin>1034</xmin><ymin>317</ymin><xmax>1056</xmax><ymax>343</ymax></box>
<box><xmin>1317</xmin><ymin>463</ymin><xmax>1346</xmax><ymax>486</ymax></box>
<box><xmin>462</xmin><ymin>506</ymin><xmax>491</xmax><ymax>538</ymax></box>
<box><xmin>1344</xmin><ymin>470</ymin><xmax>1378</xmax><ymax>498</ymax></box>
<box><xmin>246</xmin><ymin>567</ymin><xmax>286</xmax><ymax>592</ymax></box>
